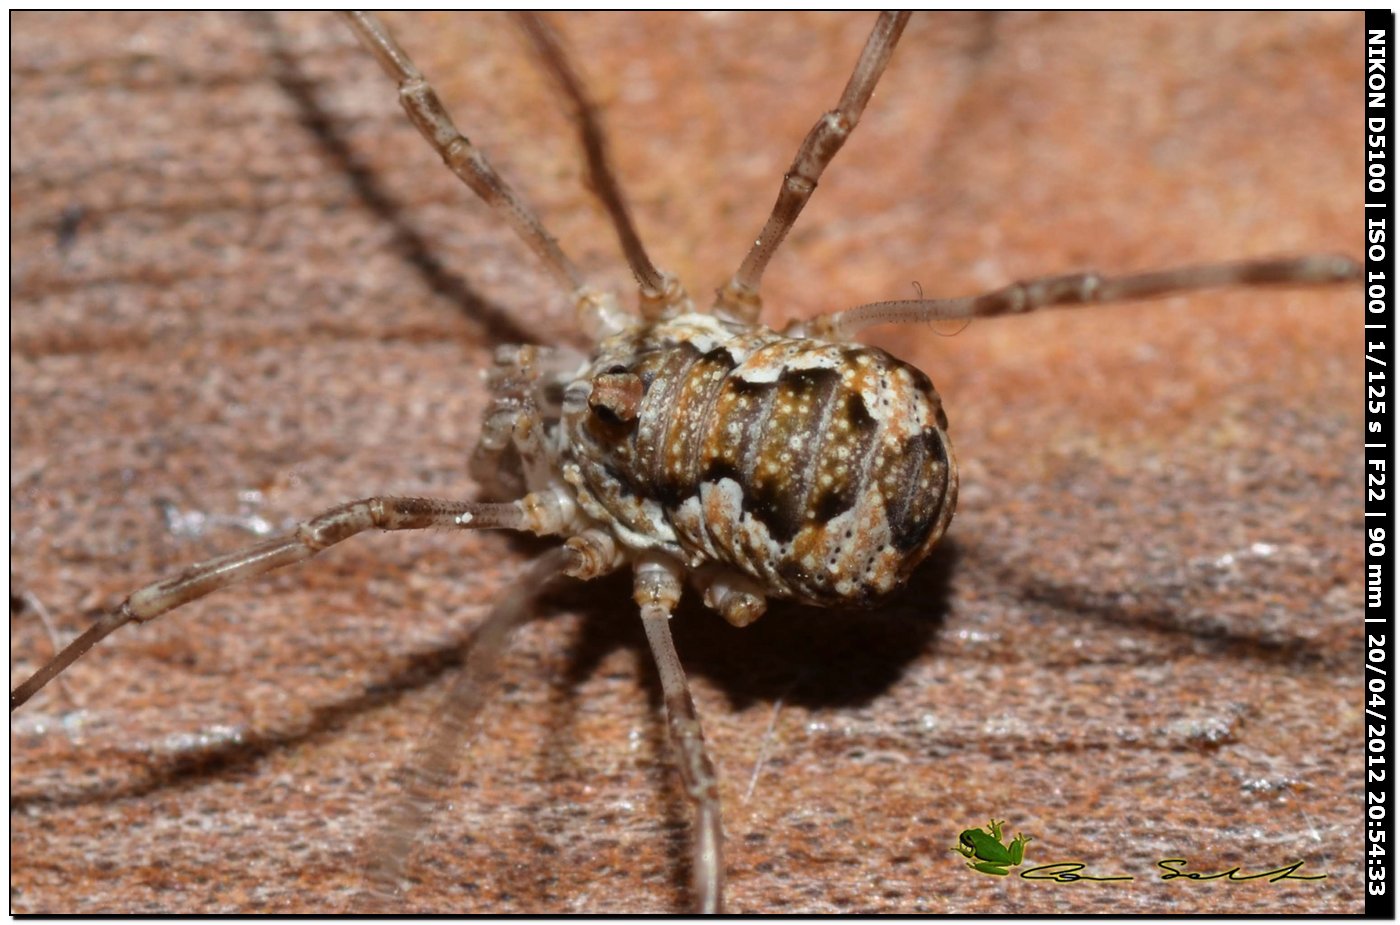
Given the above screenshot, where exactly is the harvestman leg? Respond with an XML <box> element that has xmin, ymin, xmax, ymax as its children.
<box><xmin>341</xmin><ymin>11</ymin><xmax>583</xmax><ymax>296</ymax></box>
<box><xmin>714</xmin><ymin>12</ymin><xmax>911</xmax><ymax>322</ymax></box>
<box><xmin>9</xmin><ymin>498</ymin><xmax>536</xmax><ymax>711</ymax></box>
<box><xmin>635</xmin><ymin>558</ymin><xmax>724</xmax><ymax>914</ymax></box>
<box><xmin>15</xmin><ymin>592</ymin><xmax>79</xmax><ymax>712</ymax></box>
<box><xmin>515</xmin><ymin>13</ymin><xmax>691</xmax><ymax>320</ymax></box>
<box><xmin>341</xmin><ymin>11</ymin><xmax>631</xmax><ymax>339</ymax></box>
<box><xmin>800</xmin><ymin>254</ymin><xmax>1364</xmax><ymax>338</ymax></box>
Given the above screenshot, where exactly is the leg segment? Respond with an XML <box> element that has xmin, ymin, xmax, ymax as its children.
<box><xmin>356</xmin><ymin>546</ymin><xmax>574</xmax><ymax>910</ymax></box>
<box><xmin>802</xmin><ymin>254</ymin><xmax>1364</xmax><ymax>340</ymax></box>
<box><xmin>342</xmin><ymin>11</ymin><xmax>632</xmax><ymax>339</ymax></box>
<box><xmin>10</xmin><ymin>496</ymin><xmax>533</xmax><ymax>712</ymax></box>
<box><xmin>514</xmin><ymin>14</ymin><xmax>691</xmax><ymax>321</ymax></box>
<box><xmin>715</xmin><ymin>12</ymin><xmax>911</xmax><ymax>323</ymax></box>
<box><xmin>14</xmin><ymin>592</ymin><xmax>79</xmax><ymax>712</ymax></box>
<box><xmin>635</xmin><ymin>557</ymin><xmax>725</xmax><ymax>913</ymax></box>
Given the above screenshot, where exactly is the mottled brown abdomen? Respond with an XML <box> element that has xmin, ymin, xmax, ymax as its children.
<box><xmin>563</xmin><ymin>313</ymin><xmax>957</xmax><ymax>607</ymax></box>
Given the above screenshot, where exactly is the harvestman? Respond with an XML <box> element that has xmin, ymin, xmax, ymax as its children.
<box><xmin>10</xmin><ymin>11</ymin><xmax>1359</xmax><ymax>913</ymax></box>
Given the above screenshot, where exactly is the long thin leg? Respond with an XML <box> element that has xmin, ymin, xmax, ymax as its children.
<box><xmin>800</xmin><ymin>254</ymin><xmax>1364</xmax><ymax>340</ymax></box>
<box><xmin>714</xmin><ymin>12</ymin><xmax>911</xmax><ymax>323</ymax></box>
<box><xmin>15</xmin><ymin>592</ymin><xmax>79</xmax><ymax>712</ymax></box>
<box><xmin>515</xmin><ymin>13</ymin><xmax>690</xmax><ymax>321</ymax></box>
<box><xmin>634</xmin><ymin>557</ymin><xmax>724</xmax><ymax>913</ymax></box>
<box><xmin>9</xmin><ymin>496</ymin><xmax>533</xmax><ymax>711</ymax></box>
<box><xmin>356</xmin><ymin>545</ymin><xmax>573</xmax><ymax>910</ymax></box>
<box><xmin>341</xmin><ymin>12</ymin><xmax>632</xmax><ymax>339</ymax></box>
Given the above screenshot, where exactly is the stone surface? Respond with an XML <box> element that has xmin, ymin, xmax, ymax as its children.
<box><xmin>10</xmin><ymin>11</ymin><xmax>1361</xmax><ymax>914</ymax></box>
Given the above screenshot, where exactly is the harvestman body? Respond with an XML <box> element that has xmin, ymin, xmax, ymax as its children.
<box><xmin>10</xmin><ymin>11</ymin><xmax>1359</xmax><ymax>913</ymax></box>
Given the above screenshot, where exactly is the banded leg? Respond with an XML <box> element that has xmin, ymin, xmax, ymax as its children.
<box><xmin>356</xmin><ymin>546</ymin><xmax>574</xmax><ymax>910</ymax></box>
<box><xmin>715</xmin><ymin>11</ymin><xmax>911</xmax><ymax>323</ymax></box>
<box><xmin>9</xmin><ymin>496</ymin><xmax>534</xmax><ymax>711</ymax></box>
<box><xmin>635</xmin><ymin>557</ymin><xmax>724</xmax><ymax>913</ymax></box>
<box><xmin>341</xmin><ymin>12</ymin><xmax>631</xmax><ymax>339</ymax></box>
<box><xmin>515</xmin><ymin>13</ymin><xmax>691</xmax><ymax>320</ymax></box>
<box><xmin>801</xmin><ymin>254</ymin><xmax>1365</xmax><ymax>340</ymax></box>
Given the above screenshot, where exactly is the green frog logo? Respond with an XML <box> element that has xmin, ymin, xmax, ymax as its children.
<box><xmin>953</xmin><ymin>818</ymin><xmax>1032</xmax><ymax>876</ymax></box>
